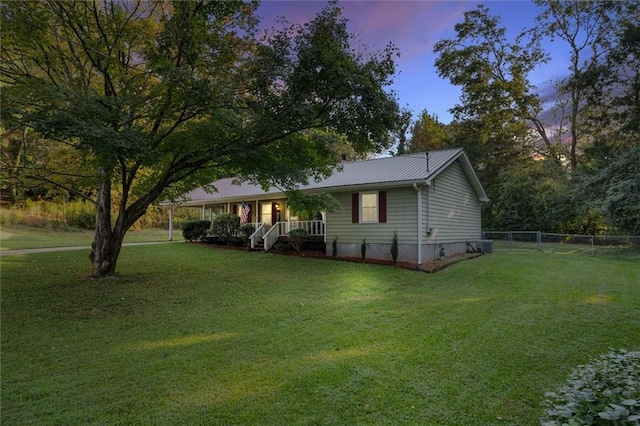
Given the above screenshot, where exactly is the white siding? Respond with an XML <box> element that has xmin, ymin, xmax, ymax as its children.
<box><xmin>427</xmin><ymin>160</ymin><xmax>482</xmax><ymax>243</ymax></box>
<box><xmin>326</xmin><ymin>187</ymin><xmax>418</xmax><ymax>245</ymax></box>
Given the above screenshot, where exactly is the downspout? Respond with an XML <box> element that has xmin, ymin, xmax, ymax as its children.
<box><xmin>413</xmin><ymin>183</ymin><xmax>422</xmax><ymax>265</ymax></box>
<box><xmin>425</xmin><ymin>180</ymin><xmax>432</xmax><ymax>259</ymax></box>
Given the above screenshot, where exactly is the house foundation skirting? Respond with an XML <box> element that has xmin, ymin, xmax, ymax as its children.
<box><xmin>326</xmin><ymin>241</ymin><xmax>472</xmax><ymax>264</ymax></box>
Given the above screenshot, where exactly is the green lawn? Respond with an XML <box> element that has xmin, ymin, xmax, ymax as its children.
<box><xmin>2</xmin><ymin>245</ymin><xmax>639</xmax><ymax>425</ymax></box>
<box><xmin>0</xmin><ymin>226</ymin><xmax>170</xmax><ymax>250</ymax></box>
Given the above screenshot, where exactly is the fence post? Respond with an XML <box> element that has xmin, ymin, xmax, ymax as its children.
<box><xmin>508</xmin><ymin>231</ymin><xmax>513</xmax><ymax>251</ymax></box>
<box><xmin>537</xmin><ymin>231</ymin><xmax>542</xmax><ymax>251</ymax></box>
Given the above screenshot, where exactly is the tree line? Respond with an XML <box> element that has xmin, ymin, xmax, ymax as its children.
<box><xmin>395</xmin><ymin>0</ymin><xmax>639</xmax><ymax>236</ymax></box>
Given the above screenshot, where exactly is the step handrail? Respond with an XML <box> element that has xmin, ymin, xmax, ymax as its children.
<box><xmin>249</xmin><ymin>223</ymin><xmax>266</xmax><ymax>249</ymax></box>
<box><xmin>262</xmin><ymin>223</ymin><xmax>281</xmax><ymax>251</ymax></box>
<box><xmin>262</xmin><ymin>220</ymin><xmax>326</xmax><ymax>251</ymax></box>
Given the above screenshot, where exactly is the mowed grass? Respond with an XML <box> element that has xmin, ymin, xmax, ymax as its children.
<box><xmin>1</xmin><ymin>244</ymin><xmax>639</xmax><ymax>425</ymax></box>
<box><xmin>0</xmin><ymin>226</ymin><xmax>170</xmax><ymax>250</ymax></box>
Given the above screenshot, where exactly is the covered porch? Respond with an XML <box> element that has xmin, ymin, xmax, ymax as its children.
<box><xmin>165</xmin><ymin>201</ymin><xmax>325</xmax><ymax>252</ymax></box>
<box><xmin>162</xmin><ymin>178</ymin><xmax>327</xmax><ymax>251</ymax></box>
<box><xmin>249</xmin><ymin>220</ymin><xmax>325</xmax><ymax>251</ymax></box>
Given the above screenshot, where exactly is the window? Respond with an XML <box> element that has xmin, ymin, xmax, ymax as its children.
<box><xmin>261</xmin><ymin>202</ymin><xmax>272</xmax><ymax>225</ymax></box>
<box><xmin>352</xmin><ymin>191</ymin><xmax>386</xmax><ymax>223</ymax></box>
<box><xmin>361</xmin><ymin>192</ymin><xmax>378</xmax><ymax>222</ymax></box>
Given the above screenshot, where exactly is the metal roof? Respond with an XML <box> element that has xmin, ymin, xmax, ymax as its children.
<box><xmin>173</xmin><ymin>148</ymin><xmax>488</xmax><ymax>206</ymax></box>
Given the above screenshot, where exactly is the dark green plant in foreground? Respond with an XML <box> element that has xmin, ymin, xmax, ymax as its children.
<box><xmin>211</xmin><ymin>214</ymin><xmax>240</xmax><ymax>245</ymax></box>
<box><xmin>288</xmin><ymin>228</ymin><xmax>309</xmax><ymax>252</ymax></box>
<box><xmin>540</xmin><ymin>348</ymin><xmax>640</xmax><ymax>425</ymax></box>
<box><xmin>239</xmin><ymin>224</ymin><xmax>256</xmax><ymax>247</ymax></box>
<box><xmin>181</xmin><ymin>220</ymin><xmax>211</xmax><ymax>242</ymax></box>
<box><xmin>391</xmin><ymin>231</ymin><xmax>399</xmax><ymax>265</ymax></box>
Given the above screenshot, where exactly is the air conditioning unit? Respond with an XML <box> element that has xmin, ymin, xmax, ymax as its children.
<box><xmin>476</xmin><ymin>240</ymin><xmax>493</xmax><ymax>253</ymax></box>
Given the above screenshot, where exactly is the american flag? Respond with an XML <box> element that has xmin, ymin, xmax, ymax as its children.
<box><xmin>240</xmin><ymin>201</ymin><xmax>250</xmax><ymax>224</ymax></box>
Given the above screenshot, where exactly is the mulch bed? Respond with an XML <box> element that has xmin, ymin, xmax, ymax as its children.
<box><xmin>198</xmin><ymin>241</ymin><xmax>484</xmax><ymax>273</ymax></box>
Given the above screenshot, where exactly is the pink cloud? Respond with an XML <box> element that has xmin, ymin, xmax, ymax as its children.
<box><xmin>257</xmin><ymin>1</ymin><xmax>475</xmax><ymax>62</ymax></box>
<box><xmin>340</xmin><ymin>1</ymin><xmax>475</xmax><ymax>61</ymax></box>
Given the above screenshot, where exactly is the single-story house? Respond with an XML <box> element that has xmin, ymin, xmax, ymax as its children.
<box><xmin>168</xmin><ymin>148</ymin><xmax>489</xmax><ymax>265</ymax></box>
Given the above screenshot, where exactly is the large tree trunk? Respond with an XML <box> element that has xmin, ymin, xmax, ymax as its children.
<box><xmin>90</xmin><ymin>169</ymin><xmax>122</xmax><ymax>277</ymax></box>
<box><xmin>89</xmin><ymin>167</ymin><xmax>164</xmax><ymax>278</ymax></box>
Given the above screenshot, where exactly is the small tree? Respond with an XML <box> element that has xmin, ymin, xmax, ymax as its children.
<box><xmin>288</xmin><ymin>228</ymin><xmax>309</xmax><ymax>252</ymax></box>
<box><xmin>390</xmin><ymin>231</ymin><xmax>399</xmax><ymax>265</ymax></box>
<box><xmin>211</xmin><ymin>214</ymin><xmax>240</xmax><ymax>246</ymax></box>
<box><xmin>239</xmin><ymin>223</ymin><xmax>256</xmax><ymax>248</ymax></box>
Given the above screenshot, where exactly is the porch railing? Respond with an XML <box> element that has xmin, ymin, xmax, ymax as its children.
<box><xmin>261</xmin><ymin>220</ymin><xmax>325</xmax><ymax>251</ymax></box>
<box><xmin>280</xmin><ymin>220</ymin><xmax>325</xmax><ymax>237</ymax></box>
<box><xmin>249</xmin><ymin>223</ymin><xmax>266</xmax><ymax>249</ymax></box>
<box><xmin>262</xmin><ymin>224</ymin><xmax>279</xmax><ymax>251</ymax></box>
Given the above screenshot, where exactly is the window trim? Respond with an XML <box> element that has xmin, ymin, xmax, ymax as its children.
<box><xmin>352</xmin><ymin>190</ymin><xmax>387</xmax><ymax>224</ymax></box>
<box><xmin>360</xmin><ymin>191</ymin><xmax>379</xmax><ymax>223</ymax></box>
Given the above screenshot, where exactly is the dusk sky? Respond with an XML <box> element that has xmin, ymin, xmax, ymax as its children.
<box><xmin>256</xmin><ymin>0</ymin><xmax>566</xmax><ymax>124</ymax></box>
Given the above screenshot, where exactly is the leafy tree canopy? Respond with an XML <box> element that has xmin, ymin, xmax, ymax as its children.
<box><xmin>407</xmin><ymin>109</ymin><xmax>448</xmax><ymax>153</ymax></box>
<box><xmin>0</xmin><ymin>0</ymin><xmax>400</xmax><ymax>276</ymax></box>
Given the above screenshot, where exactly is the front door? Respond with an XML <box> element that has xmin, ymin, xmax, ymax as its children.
<box><xmin>261</xmin><ymin>202</ymin><xmax>281</xmax><ymax>226</ymax></box>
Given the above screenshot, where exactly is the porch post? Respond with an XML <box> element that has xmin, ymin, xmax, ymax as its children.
<box><xmin>255</xmin><ymin>199</ymin><xmax>259</xmax><ymax>226</ymax></box>
<box><xmin>202</xmin><ymin>205</ymin><xmax>205</xmax><ymax>220</ymax></box>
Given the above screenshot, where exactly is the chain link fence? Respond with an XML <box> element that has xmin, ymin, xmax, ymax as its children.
<box><xmin>482</xmin><ymin>231</ymin><xmax>640</xmax><ymax>257</ymax></box>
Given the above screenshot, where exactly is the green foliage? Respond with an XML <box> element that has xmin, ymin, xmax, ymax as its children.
<box><xmin>211</xmin><ymin>214</ymin><xmax>239</xmax><ymax>245</ymax></box>
<box><xmin>271</xmin><ymin>242</ymin><xmax>289</xmax><ymax>251</ymax></box>
<box><xmin>541</xmin><ymin>349</ymin><xmax>640</xmax><ymax>425</ymax></box>
<box><xmin>605</xmin><ymin>20</ymin><xmax>640</xmax><ymax>137</ymax></box>
<box><xmin>332</xmin><ymin>236</ymin><xmax>338</xmax><ymax>257</ymax></box>
<box><xmin>532</xmin><ymin>0</ymin><xmax>630</xmax><ymax>172</ymax></box>
<box><xmin>0</xmin><ymin>201</ymin><xmax>200</xmax><ymax>231</ymax></box>
<box><xmin>573</xmin><ymin>145</ymin><xmax>640</xmax><ymax>236</ymax></box>
<box><xmin>408</xmin><ymin>109</ymin><xmax>449</xmax><ymax>153</ymax></box>
<box><xmin>239</xmin><ymin>223</ymin><xmax>256</xmax><ymax>247</ymax></box>
<box><xmin>0</xmin><ymin>0</ymin><xmax>400</xmax><ymax>277</ymax></box>
<box><xmin>181</xmin><ymin>220</ymin><xmax>211</xmax><ymax>242</ymax></box>
<box><xmin>288</xmin><ymin>228</ymin><xmax>309</xmax><ymax>252</ymax></box>
<box><xmin>65</xmin><ymin>202</ymin><xmax>95</xmax><ymax>230</ymax></box>
<box><xmin>0</xmin><ymin>200</ymin><xmax>94</xmax><ymax>230</ymax></box>
<box><xmin>488</xmin><ymin>158</ymin><xmax>573</xmax><ymax>232</ymax></box>
<box><xmin>392</xmin><ymin>107</ymin><xmax>413</xmax><ymax>155</ymax></box>
<box><xmin>286</xmin><ymin>189</ymin><xmax>341</xmax><ymax>219</ymax></box>
<box><xmin>433</xmin><ymin>5</ymin><xmax>543</xmax><ymax>156</ymax></box>
<box><xmin>390</xmin><ymin>231</ymin><xmax>399</xmax><ymax>265</ymax></box>
<box><xmin>361</xmin><ymin>238</ymin><xmax>367</xmax><ymax>259</ymax></box>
